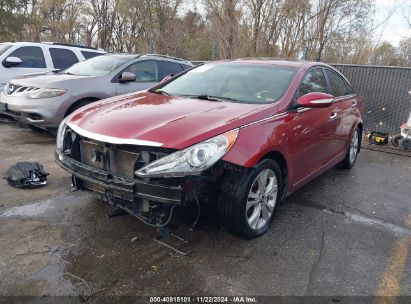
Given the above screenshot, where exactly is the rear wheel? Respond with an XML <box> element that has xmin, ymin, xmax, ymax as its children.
<box><xmin>399</xmin><ymin>138</ymin><xmax>411</xmax><ymax>151</ymax></box>
<box><xmin>339</xmin><ymin>127</ymin><xmax>360</xmax><ymax>169</ymax></box>
<box><xmin>218</xmin><ymin>159</ymin><xmax>283</xmax><ymax>239</ymax></box>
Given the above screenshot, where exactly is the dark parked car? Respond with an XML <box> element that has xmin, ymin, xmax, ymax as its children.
<box><xmin>56</xmin><ymin>59</ymin><xmax>364</xmax><ymax>239</ymax></box>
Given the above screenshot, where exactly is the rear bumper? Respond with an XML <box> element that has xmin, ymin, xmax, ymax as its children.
<box><xmin>55</xmin><ymin>150</ymin><xmax>183</xmax><ymax>205</ymax></box>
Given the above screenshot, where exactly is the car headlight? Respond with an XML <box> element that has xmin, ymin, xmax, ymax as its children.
<box><xmin>136</xmin><ymin>129</ymin><xmax>239</xmax><ymax>178</ymax></box>
<box><xmin>28</xmin><ymin>88</ymin><xmax>66</xmax><ymax>99</ymax></box>
<box><xmin>56</xmin><ymin>117</ymin><xmax>68</xmax><ymax>150</ymax></box>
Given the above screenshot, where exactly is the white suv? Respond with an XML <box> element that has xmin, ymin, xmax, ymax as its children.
<box><xmin>0</xmin><ymin>42</ymin><xmax>105</xmax><ymax>91</ymax></box>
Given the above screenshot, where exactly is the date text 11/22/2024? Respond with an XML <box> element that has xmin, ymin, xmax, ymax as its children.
<box><xmin>149</xmin><ymin>296</ymin><xmax>258</xmax><ymax>303</ymax></box>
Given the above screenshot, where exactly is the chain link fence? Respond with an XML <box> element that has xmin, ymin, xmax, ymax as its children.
<box><xmin>331</xmin><ymin>64</ymin><xmax>411</xmax><ymax>135</ymax></box>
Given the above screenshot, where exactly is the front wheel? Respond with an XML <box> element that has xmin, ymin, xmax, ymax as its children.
<box><xmin>339</xmin><ymin>127</ymin><xmax>361</xmax><ymax>169</ymax></box>
<box><xmin>218</xmin><ymin>159</ymin><xmax>283</xmax><ymax>239</ymax></box>
<box><xmin>65</xmin><ymin>98</ymin><xmax>98</xmax><ymax>117</ymax></box>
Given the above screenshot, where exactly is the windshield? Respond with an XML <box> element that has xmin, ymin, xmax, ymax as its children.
<box><xmin>63</xmin><ymin>55</ymin><xmax>133</xmax><ymax>76</ymax></box>
<box><xmin>0</xmin><ymin>44</ymin><xmax>12</xmax><ymax>57</ymax></box>
<box><xmin>158</xmin><ymin>63</ymin><xmax>297</xmax><ymax>104</ymax></box>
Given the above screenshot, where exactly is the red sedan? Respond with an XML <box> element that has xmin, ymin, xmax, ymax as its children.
<box><xmin>56</xmin><ymin>59</ymin><xmax>364</xmax><ymax>239</ymax></box>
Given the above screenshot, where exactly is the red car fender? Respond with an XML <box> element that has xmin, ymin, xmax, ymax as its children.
<box><xmin>222</xmin><ymin>112</ymin><xmax>291</xmax><ymax>169</ymax></box>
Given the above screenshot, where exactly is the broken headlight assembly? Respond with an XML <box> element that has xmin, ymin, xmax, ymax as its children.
<box><xmin>136</xmin><ymin>129</ymin><xmax>239</xmax><ymax>178</ymax></box>
<box><xmin>56</xmin><ymin>117</ymin><xmax>68</xmax><ymax>151</ymax></box>
<box><xmin>28</xmin><ymin>88</ymin><xmax>66</xmax><ymax>99</ymax></box>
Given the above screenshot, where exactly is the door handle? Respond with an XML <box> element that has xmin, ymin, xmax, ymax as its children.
<box><xmin>330</xmin><ymin>112</ymin><xmax>338</xmax><ymax>120</ymax></box>
<box><xmin>352</xmin><ymin>100</ymin><xmax>357</xmax><ymax>107</ymax></box>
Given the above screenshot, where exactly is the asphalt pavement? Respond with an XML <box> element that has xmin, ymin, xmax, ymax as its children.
<box><xmin>0</xmin><ymin>121</ymin><xmax>410</xmax><ymax>300</ymax></box>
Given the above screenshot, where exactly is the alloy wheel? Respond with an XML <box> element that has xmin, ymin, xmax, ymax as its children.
<box><xmin>349</xmin><ymin>129</ymin><xmax>359</xmax><ymax>164</ymax></box>
<box><xmin>246</xmin><ymin>169</ymin><xmax>278</xmax><ymax>230</ymax></box>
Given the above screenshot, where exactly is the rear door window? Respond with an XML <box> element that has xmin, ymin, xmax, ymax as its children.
<box><xmin>298</xmin><ymin>68</ymin><xmax>328</xmax><ymax>96</ymax></box>
<box><xmin>123</xmin><ymin>60</ymin><xmax>159</xmax><ymax>82</ymax></box>
<box><xmin>7</xmin><ymin>46</ymin><xmax>46</xmax><ymax>68</ymax></box>
<box><xmin>325</xmin><ymin>69</ymin><xmax>354</xmax><ymax>97</ymax></box>
<box><xmin>50</xmin><ymin>48</ymin><xmax>79</xmax><ymax>70</ymax></box>
<box><xmin>158</xmin><ymin>61</ymin><xmax>183</xmax><ymax>78</ymax></box>
<box><xmin>81</xmin><ymin>51</ymin><xmax>103</xmax><ymax>60</ymax></box>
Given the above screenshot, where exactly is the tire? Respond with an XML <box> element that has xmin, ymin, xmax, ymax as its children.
<box><xmin>399</xmin><ymin>138</ymin><xmax>411</xmax><ymax>151</ymax></box>
<box><xmin>339</xmin><ymin>126</ymin><xmax>361</xmax><ymax>169</ymax></box>
<box><xmin>391</xmin><ymin>134</ymin><xmax>403</xmax><ymax>147</ymax></box>
<box><xmin>218</xmin><ymin>158</ymin><xmax>283</xmax><ymax>239</ymax></box>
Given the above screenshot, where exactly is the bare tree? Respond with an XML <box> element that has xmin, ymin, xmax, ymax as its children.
<box><xmin>397</xmin><ymin>37</ymin><xmax>411</xmax><ymax>66</ymax></box>
<box><xmin>87</xmin><ymin>0</ymin><xmax>118</xmax><ymax>49</ymax></box>
<box><xmin>111</xmin><ymin>0</ymin><xmax>151</xmax><ymax>52</ymax></box>
<box><xmin>244</xmin><ymin>0</ymin><xmax>268</xmax><ymax>55</ymax></box>
<box><xmin>3</xmin><ymin>0</ymin><xmax>409</xmax><ymax>67</ymax></box>
<box><xmin>304</xmin><ymin>0</ymin><xmax>373</xmax><ymax>61</ymax></box>
<box><xmin>204</xmin><ymin>0</ymin><xmax>242</xmax><ymax>59</ymax></box>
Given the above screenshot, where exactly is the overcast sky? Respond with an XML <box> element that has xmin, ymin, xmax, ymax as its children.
<box><xmin>375</xmin><ymin>0</ymin><xmax>410</xmax><ymax>46</ymax></box>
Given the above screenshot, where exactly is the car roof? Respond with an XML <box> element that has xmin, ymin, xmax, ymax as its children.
<box><xmin>0</xmin><ymin>43</ymin><xmax>193</xmax><ymax>65</ymax></box>
<box><xmin>140</xmin><ymin>54</ymin><xmax>193</xmax><ymax>65</ymax></box>
<box><xmin>223</xmin><ymin>58</ymin><xmax>308</xmax><ymax>69</ymax></box>
<box><xmin>218</xmin><ymin>59</ymin><xmax>344</xmax><ymax>80</ymax></box>
<box><xmin>2</xmin><ymin>42</ymin><xmax>105</xmax><ymax>52</ymax></box>
<box><xmin>99</xmin><ymin>53</ymin><xmax>193</xmax><ymax>65</ymax></box>
<box><xmin>103</xmin><ymin>53</ymin><xmax>140</xmax><ymax>59</ymax></box>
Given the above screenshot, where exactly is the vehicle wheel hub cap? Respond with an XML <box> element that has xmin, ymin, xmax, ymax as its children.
<box><xmin>246</xmin><ymin>169</ymin><xmax>278</xmax><ymax>230</ymax></box>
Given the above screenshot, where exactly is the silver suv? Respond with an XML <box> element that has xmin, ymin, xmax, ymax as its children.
<box><xmin>0</xmin><ymin>54</ymin><xmax>193</xmax><ymax>132</ymax></box>
<box><xmin>0</xmin><ymin>42</ymin><xmax>105</xmax><ymax>91</ymax></box>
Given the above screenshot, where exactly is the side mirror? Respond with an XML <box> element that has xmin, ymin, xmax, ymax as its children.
<box><xmin>297</xmin><ymin>92</ymin><xmax>334</xmax><ymax>108</ymax></box>
<box><xmin>160</xmin><ymin>74</ymin><xmax>174</xmax><ymax>84</ymax></box>
<box><xmin>3</xmin><ymin>57</ymin><xmax>23</xmax><ymax>68</ymax></box>
<box><xmin>119</xmin><ymin>72</ymin><xmax>136</xmax><ymax>83</ymax></box>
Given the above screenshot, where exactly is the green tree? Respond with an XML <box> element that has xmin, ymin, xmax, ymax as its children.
<box><xmin>372</xmin><ymin>42</ymin><xmax>400</xmax><ymax>66</ymax></box>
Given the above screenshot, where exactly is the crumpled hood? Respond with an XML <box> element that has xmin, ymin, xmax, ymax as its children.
<box><xmin>68</xmin><ymin>91</ymin><xmax>274</xmax><ymax>149</ymax></box>
<box><xmin>11</xmin><ymin>73</ymin><xmax>97</xmax><ymax>89</ymax></box>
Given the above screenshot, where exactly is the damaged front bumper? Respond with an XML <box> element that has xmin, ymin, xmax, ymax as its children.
<box><xmin>55</xmin><ymin>150</ymin><xmax>183</xmax><ymax>205</ymax></box>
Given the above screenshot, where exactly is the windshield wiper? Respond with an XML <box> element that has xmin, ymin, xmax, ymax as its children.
<box><xmin>149</xmin><ymin>89</ymin><xmax>172</xmax><ymax>96</ymax></box>
<box><xmin>187</xmin><ymin>94</ymin><xmax>234</xmax><ymax>102</ymax></box>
